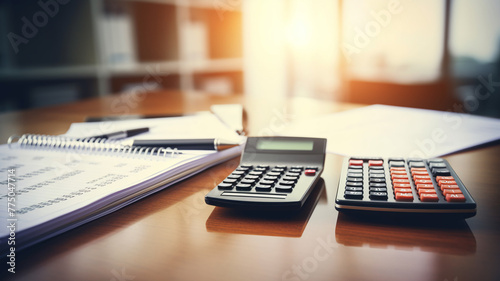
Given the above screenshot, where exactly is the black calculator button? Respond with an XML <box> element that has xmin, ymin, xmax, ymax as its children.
<box><xmin>267</xmin><ymin>172</ymin><xmax>281</xmax><ymax>177</ymax></box>
<box><xmin>429</xmin><ymin>162</ymin><xmax>447</xmax><ymax>169</ymax></box>
<box><xmin>260</xmin><ymin>180</ymin><xmax>275</xmax><ymax>186</ymax></box>
<box><xmin>249</xmin><ymin>171</ymin><xmax>264</xmax><ymax>176</ymax></box>
<box><xmin>263</xmin><ymin>176</ymin><xmax>279</xmax><ymax>182</ymax></box>
<box><xmin>389</xmin><ymin>158</ymin><xmax>405</xmax><ymax>162</ymax></box>
<box><xmin>275</xmin><ymin>185</ymin><xmax>293</xmax><ymax>192</ymax></box>
<box><xmin>227</xmin><ymin>174</ymin><xmax>242</xmax><ymax>180</ymax></box>
<box><xmin>244</xmin><ymin>175</ymin><xmax>259</xmax><ymax>180</ymax></box>
<box><xmin>236</xmin><ymin>167</ymin><xmax>250</xmax><ymax>172</ymax></box>
<box><xmin>347</xmin><ymin>169</ymin><xmax>363</xmax><ymax>174</ymax></box>
<box><xmin>271</xmin><ymin>168</ymin><xmax>286</xmax><ymax>173</ymax></box>
<box><xmin>348</xmin><ymin>165</ymin><xmax>362</xmax><ymax>170</ymax></box>
<box><xmin>283</xmin><ymin>176</ymin><xmax>298</xmax><ymax>182</ymax></box>
<box><xmin>347</xmin><ymin>177</ymin><xmax>363</xmax><ymax>182</ymax></box>
<box><xmin>236</xmin><ymin>184</ymin><xmax>253</xmax><ymax>190</ymax></box>
<box><xmin>241</xmin><ymin>179</ymin><xmax>257</xmax><ymax>185</ymax></box>
<box><xmin>347</xmin><ymin>173</ymin><xmax>363</xmax><ymax>178</ymax></box>
<box><xmin>409</xmin><ymin>162</ymin><xmax>426</xmax><ymax>168</ymax></box>
<box><xmin>346</xmin><ymin>181</ymin><xmax>363</xmax><ymax>187</ymax></box>
<box><xmin>346</xmin><ymin>186</ymin><xmax>363</xmax><ymax>192</ymax></box>
<box><xmin>305</xmin><ymin>166</ymin><xmax>319</xmax><ymax>170</ymax></box>
<box><xmin>369</xmin><ymin>166</ymin><xmax>384</xmax><ymax>170</ymax></box>
<box><xmin>255</xmin><ymin>184</ymin><xmax>272</xmax><ymax>191</ymax></box>
<box><xmin>432</xmin><ymin>168</ymin><xmax>451</xmax><ymax>176</ymax></box>
<box><xmin>369</xmin><ymin>183</ymin><xmax>386</xmax><ymax>188</ymax></box>
<box><xmin>254</xmin><ymin>167</ymin><xmax>268</xmax><ymax>172</ymax></box>
<box><xmin>223</xmin><ymin>179</ymin><xmax>238</xmax><ymax>185</ymax></box>
<box><xmin>427</xmin><ymin>158</ymin><xmax>444</xmax><ymax>163</ymax></box>
<box><xmin>368</xmin><ymin>169</ymin><xmax>384</xmax><ymax>174</ymax></box>
<box><xmin>389</xmin><ymin>161</ymin><xmax>405</xmax><ymax>167</ymax></box>
<box><xmin>369</xmin><ymin>178</ymin><xmax>386</xmax><ymax>183</ymax></box>
<box><xmin>369</xmin><ymin>173</ymin><xmax>385</xmax><ymax>178</ymax></box>
<box><xmin>257</xmin><ymin>165</ymin><xmax>270</xmax><ymax>169</ymax></box>
<box><xmin>370</xmin><ymin>187</ymin><xmax>387</xmax><ymax>192</ymax></box>
<box><xmin>345</xmin><ymin>191</ymin><xmax>363</xmax><ymax>199</ymax></box>
<box><xmin>218</xmin><ymin>183</ymin><xmax>234</xmax><ymax>190</ymax></box>
<box><xmin>291</xmin><ymin>166</ymin><xmax>303</xmax><ymax>170</ymax></box>
<box><xmin>369</xmin><ymin>191</ymin><xmax>388</xmax><ymax>200</ymax></box>
<box><xmin>279</xmin><ymin>180</ymin><xmax>295</xmax><ymax>186</ymax></box>
<box><xmin>240</xmin><ymin>164</ymin><xmax>253</xmax><ymax>168</ymax></box>
<box><xmin>232</xmin><ymin>171</ymin><xmax>246</xmax><ymax>176</ymax></box>
<box><xmin>289</xmin><ymin>169</ymin><xmax>302</xmax><ymax>173</ymax></box>
<box><xmin>286</xmin><ymin>172</ymin><xmax>301</xmax><ymax>177</ymax></box>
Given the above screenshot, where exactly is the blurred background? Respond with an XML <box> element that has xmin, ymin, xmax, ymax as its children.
<box><xmin>0</xmin><ymin>0</ymin><xmax>499</xmax><ymax>117</ymax></box>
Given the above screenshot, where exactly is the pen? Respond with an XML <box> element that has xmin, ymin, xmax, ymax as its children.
<box><xmin>132</xmin><ymin>138</ymin><xmax>239</xmax><ymax>151</ymax></box>
<box><xmin>87</xmin><ymin>127</ymin><xmax>149</xmax><ymax>140</ymax></box>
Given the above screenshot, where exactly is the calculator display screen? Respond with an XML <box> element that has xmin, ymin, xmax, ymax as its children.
<box><xmin>256</xmin><ymin>139</ymin><xmax>314</xmax><ymax>151</ymax></box>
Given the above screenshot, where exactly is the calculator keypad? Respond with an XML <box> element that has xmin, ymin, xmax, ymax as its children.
<box><xmin>217</xmin><ymin>165</ymin><xmax>317</xmax><ymax>194</ymax></box>
<box><xmin>336</xmin><ymin>157</ymin><xmax>476</xmax><ymax>217</ymax></box>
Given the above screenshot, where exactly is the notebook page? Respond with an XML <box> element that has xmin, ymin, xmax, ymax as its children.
<box><xmin>0</xmin><ymin>143</ymin><xmax>205</xmax><ymax>239</ymax></box>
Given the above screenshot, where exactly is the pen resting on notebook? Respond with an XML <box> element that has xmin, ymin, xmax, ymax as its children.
<box><xmin>132</xmin><ymin>138</ymin><xmax>239</xmax><ymax>151</ymax></box>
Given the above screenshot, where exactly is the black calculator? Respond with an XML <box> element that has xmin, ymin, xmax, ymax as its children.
<box><xmin>205</xmin><ymin>137</ymin><xmax>327</xmax><ymax>209</ymax></box>
<box><xmin>335</xmin><ymin>157</ymin><xmax>477</xmax><ymax>218</ymax></box>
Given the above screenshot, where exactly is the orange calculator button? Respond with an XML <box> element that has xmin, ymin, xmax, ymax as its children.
<box><xmin>411</xmin><ymin>168</ymin><xmax>428</xmax><ymax>172</ymax></box>
<box><xmin>418</xmin><ymin>189</ymin><xmax>436</xmax><ymax>195</ymax></box>
<box><xmin>443</xmin><ymin>189</ymin><xmax>463</xmax><ymax>196</ymax></box>
<box><xmin>395</xmin><ymin>192</ymin><xmax>414</xmax><ymax>201</ymax></box>
<box><xmin>446</xmin><ymin>194</ymin><xmax>466</xmax><ymax>202</ymax></box>
<box><xmin>391</xmin><ymin>174</ymin><xmax>408</xmax><ymax>180</ymax></box>
<box><xmin>393</xmin><ymin>183</ymin><xmax>411</xmax><ymax>189</ymax></box>
<box><xmin>349</xmin><ymin>159</ymin><xmax>363</xmax><ymax>166</ymax></box>
<box><xmin>411</xmin><ymin>171</ymin><xmax>429</xmax><ymax>175</ymax></box>
<box><xmin>420</xmin><ymin>193</ymin><xmax>439</xmax><ymax>202</ymax></box>
<box><xmin>416</xmin><ymin>184</ymin><xmax>434</xmax><ymax>190</ymax></box>
<box><xmin>369</xmin><ymin>160</ymin><xmax>383</xmax><ymax>166</ymax></box>
<box><xmin>436</xmin><ymin>176</ymin><xmax>454</xmax><ymax>181</ymax></box>
<box><xmin>393</xmin><ymin>179</ymin><xmax>410</xmax><ymax>184</ymax></box>
<box><xmin>390</xmin><ymin>167</ymin><xmax>406</xmax><ymax>172</ymax></box>
<box><xmin>415</xmin><ymin>179</ymin><xmax>433</xmax><ymax>185</ymax></box>
<box><xmin>438</xmin><ymin>180</ymin><xmax>457</xmax><ymax>187</ymax></box>
<box><xmin>395</xmin><ymin>188</ymin><xmax>412</xmax><ymax>193</ymax></box>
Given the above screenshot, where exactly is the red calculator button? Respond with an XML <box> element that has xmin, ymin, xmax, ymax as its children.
<box><xmin>395</xmin><ymin>192</ymin><xmax>414</xmax><ymax>201</ymax></box>
<box><xmin>418</xmin><ymin>189</ymin><xmax>436</xmax><ymax>195</ymax></box>
<box><xmin>411</xmin><ymin>171</ymin><xmax>429</xmax><ymax>175</ymax></box>
<box><xmin>411</xmin><ymin>168</ymin><xmax>428</xmax><ymax>172</ymax></box>
<box><xmin>395</xmin><ymin>188</ymin><xmax>412</xmax><ymax>193</ymax></box>
<box><xmin>304</xmin><ymin>169</ymin><xmax>316</xmax><ymax>176</ymax></box>
<box><xmin>420</xmin><ymin>193</ymin><xmax>439</xmax><ymax>202</ymax></box>
<box><xmin>393</xmin><ymin>183</ymin><xmax>411</xmax><ymax>189</ymax></box>
<box><xmin>369</xmin><ymin>160</ymin><xmax>383</xmax><ymax>166</ymax></box>
<box><xmin>440</xmin><ymin>184</ymin><xmax>460</xmax><ymax>191</ymax></box>
<box><xmin>415</xmin><ymin>179</ymin><xmax>433</xmax><ymax>185</ymax></box>
<box><xmin>413</xmin><ymin>175</ymin><xmax>431</xmax><ymax>180</ymax></box>
<box><xmin>446</xmin><ymin>194</ymin><xmax>466</xmax><ymax>202</ymax></box>
<box><xmin>393</xmin><ymin>179</ymin><xmax>410</xmax><ymax>184</ymax></box>
<box><xmin>349</xmin><ymin>159</ymin><xmax>363</xmax><ymax>166</ymax></box>
<box><xmin>391</xmin><ymin>174</ymin><xmax>408</xmax><ymax>180</ymax></box>
<box><xmin>443</xmin><ymin>189</ymin><xmax>463</xmax><ymax>196</ymax></box>
<box><xmin>390</xmin><ymin>167</ymin><xmax>406</xmax><ymax>172</ymax></box>
<box><xmin>416</xmin><ymin>184</ymin><xmax>434</xmax><ymax>190</ymax></box>
<box><xmin>438</xmin><ymin>180</ymin><xmax>457</xmax><ymax>187</ymax></box>
<box><xmin>436</xmin><ymin>176</ymin><xmax>454</xmax><ymax>181</ymax></box>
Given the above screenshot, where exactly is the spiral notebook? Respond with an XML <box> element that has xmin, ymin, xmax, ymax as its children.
<box><xmin>0</xmin><ymin>114</ymin><xmax>243</xmax><ymax>253</ymax></box>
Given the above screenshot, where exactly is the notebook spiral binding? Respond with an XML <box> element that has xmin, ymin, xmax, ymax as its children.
<box><xmin>7</xmin><ymin>134</ymin><xmax>180</xmax><ymax>158</ymax></box>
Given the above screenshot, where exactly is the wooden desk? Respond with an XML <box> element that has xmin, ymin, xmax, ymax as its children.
<box><xmin>1</xmin><ymin>91</ymin><xmax>499</xmax><ymax>281</ymax></box>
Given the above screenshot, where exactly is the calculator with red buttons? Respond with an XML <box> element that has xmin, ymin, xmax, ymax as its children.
<box><xmin>205</xmin><ymin>137</ymin><xmax>326</xmax><ymax>210</ymax></box>
<box><xmin>335</xmin><ymin>157</ymin><xmax>476</xmax><ymax>218</ymax></box>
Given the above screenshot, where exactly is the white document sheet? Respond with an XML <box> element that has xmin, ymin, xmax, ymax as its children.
<box><xmin>281</xmin><ymin>104</ymin><xmax>500</xmax><ymax>158</ymax></box>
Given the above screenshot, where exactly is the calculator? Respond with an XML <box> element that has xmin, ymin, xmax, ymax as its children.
<box><xmin>205</xmin><ymin>137</ymin><xmax>327</xmax><ymax>209</ymax></box>
<box><xmin>335</xmin><ymin>157</ymin><xmax>477</xmax><ymax>218</ymax></box>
